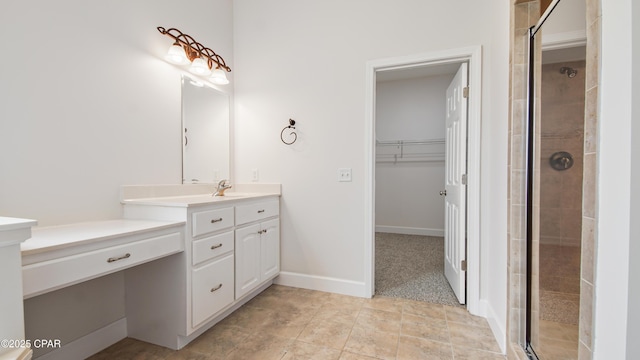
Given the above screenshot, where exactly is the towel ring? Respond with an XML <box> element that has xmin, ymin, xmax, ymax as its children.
<box><xmin>281</xmin><ymin>119</ymin><xmax>297</xmax><ymax>145</ymax></box>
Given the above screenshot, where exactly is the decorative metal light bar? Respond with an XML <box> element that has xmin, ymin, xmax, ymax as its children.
<box><xmin>157</xmin><ymin>26</ymin><xmax>231</xmax><ymax>85</ymax></box>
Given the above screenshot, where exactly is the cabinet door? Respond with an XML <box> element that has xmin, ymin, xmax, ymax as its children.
<box><xmin>260</xmin><ymin>218</ymin><xmax>280</xmax><ymax>280</ymax></box>
<box><xmin>191</xmin><ymin>254</ymin><xmax>234</xmax><ymax>328</ymax></box>
<box><xmin>235</xmin><ymin>224</ymin><xmax>261</xmax><ymax>299</ymax></box>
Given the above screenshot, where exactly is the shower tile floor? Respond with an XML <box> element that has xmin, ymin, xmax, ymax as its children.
<box><xmin>537</xmin><ymin>320</ymin><xmax>579</xmax><ymax>360</ymax></box>
<box><xmin>536</xmin><ymin>244</ymin><xmax>581</xmax><ymax>359</ymax></box>
<box><xmin>89</xmin><ymin>285</ymin><xmax>505</xmax><ymax>360</ymax></box>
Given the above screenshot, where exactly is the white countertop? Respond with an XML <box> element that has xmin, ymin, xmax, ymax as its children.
<box><xmin>0</xmin><ymin>216</ymin><xmax>38</xmax><ymax>247</ymax></box>
<box><xmin>0</xmin><ymin>216</ymin><xmax>37</xmax><ymax>232</ymax></box>
<box><xmin>22</xmin><ymin>219</ymin><xmax>185</xmax><ymax>257</ymax></box>
<box><xmin>121</xmin><ymin>192</ymin><xmax>280</xmax><ymax>207</ymax></box>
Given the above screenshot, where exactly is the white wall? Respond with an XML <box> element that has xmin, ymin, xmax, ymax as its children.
<box><xmin>483</xmin><ymin>0</ymin><xmax>510</xmax><ymax>351</ymax></box>
<box><xmin>376</xmin><ymin>76</ymin><xmax>450</xmax><ymax>141</ymax></box>
<box><xmin>233</xmin><ymin>0</ymin><xmax>509</xmax><ymax>348</ymax></box>
<box><xmin>375</xmin><ymin>75</ymin><xmax>451</xmax><ymax>235</ymax></box>
<box><xmin>542</xmin><ymin>0</ymin><xmax>586</xmax><ymax>38</ymax></box>
<box><xmin>628</xmin><ymin>1</ymin><xmax>640</xmax><ymax>358</ymax></box>
<box><xmin>594</xmin><ymin>0</ymin><xmax>633</xmax><ymax>358</ymax></box>
<box><xmin>0</xmin><ymin>0</ymin><xmax>233</xmax><ymax>226</ymax></box>
<box><xmin>0</xmin><ymin>0</ymin><xmax>233</xmax><ymax>355</ymax></box>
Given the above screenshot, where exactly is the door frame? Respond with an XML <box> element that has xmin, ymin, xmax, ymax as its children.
<box><xmin>364</xmin><ymin>46</ymin><xmax>482</xmax><ymax>314</ymax></box>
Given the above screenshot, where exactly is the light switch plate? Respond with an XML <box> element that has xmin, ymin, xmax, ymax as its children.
<box><xmin>252</xmin><ymin>168</ymin><xmax>259</xmax><ymax>182</ymax></box>
<box><xmin>338</xmin><ymin>168</ymin><xmax>352</xmax><ymax>182</ymax></box>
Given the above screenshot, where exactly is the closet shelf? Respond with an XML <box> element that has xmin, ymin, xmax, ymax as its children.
<box><xmin>376</xmin><ymin>139</ymin><xmax>445</xmax><ymax>163</ymax></box>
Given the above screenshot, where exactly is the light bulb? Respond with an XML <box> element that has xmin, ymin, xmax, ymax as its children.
<box><xmin>189</xmin><ymin>57</ymin><xmax>212</xmax><ymax>76</ymax></box>
<box><xmin>210</xmin><ymin>68</ymin><xmax>229</xmax><ymax>85</ymax></box>
<box><xmin>165</xmin><ymin>43</ymin><xmax>188</xmax><ymax>65</ymax></box>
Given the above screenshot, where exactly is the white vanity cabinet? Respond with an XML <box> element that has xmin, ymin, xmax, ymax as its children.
<box><xmin>235</xmin><ymin>199</ymin><xmax>280</xmax><ymax>299</ymax></box>
<box><xmin>236</xmin><ymin>202</ymin><xmax>280</xmax><ymax>298</ymax></box>
<box><xmin>122</xmin><ymin>192</ymin><xmax>280</xmax><ymax>349</ymax></box>
<box><xmin>191</xmin><ymin>252</ymin><xmax>234</xmax><ymax>327</ymax></box>
<box><xmin>235</xmin><ymin>217</ymin><xmax>280</xmax><ymax>299</ymax></box>
<box><xmin>188</xmin><ymin>206</ymin><xmax>235</xmax><ymax>329</ymax></box>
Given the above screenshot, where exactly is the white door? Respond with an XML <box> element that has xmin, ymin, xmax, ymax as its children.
<box><xmin>444</xmin><ymin>63</ymin><xmax>468</xmax><ymax>304</ymax></box>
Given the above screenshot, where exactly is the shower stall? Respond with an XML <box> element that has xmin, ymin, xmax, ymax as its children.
<box><xmin>516</xmin><ymin>0</ymin><xmax>589</xmax><ymax>358</ymax></box>
<box><xmin>532</xmin><ymin>56</ymin><xmax>585</xmax><ymax>359</ymax></box>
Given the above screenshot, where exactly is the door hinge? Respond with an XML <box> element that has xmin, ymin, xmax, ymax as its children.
<box><xmin>463</xmin><ymin>86</ymin><xmax>469</xmax><ymax>98</ymax></box>
<box><xmin>461</xmin><ymin>260</ymin><xmax>467</xmax><ymax>272</ymax></box>
<box><xmin>461</xmin><ymin>174</ymin><xmax>467</xmax><ymax>185</ymax></box>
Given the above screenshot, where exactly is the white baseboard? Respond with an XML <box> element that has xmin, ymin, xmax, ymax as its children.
<box><xmin>274</xmin><ymin>271</ymin><xmax>368</xmax><ymax>298</ymax></box>
<box><xmin>481</xmin><ymin>299</ymin><xmax>507</xmax><ymax>354</ymax></box>
<box><xmin>36</xmin><ymin>318</ymin><xmax>127</xmax><ymax>360</ymax></box>
<box><xmin>375</xmin><ymin>225</ymin><xmax>444</xmax><ymax>237</ymax></box>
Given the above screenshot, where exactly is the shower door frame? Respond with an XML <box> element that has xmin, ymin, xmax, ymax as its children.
<box><xmin>523</xmin><ymin>0</ymin><xmax>573</xmax><ymax>356</ymax></box>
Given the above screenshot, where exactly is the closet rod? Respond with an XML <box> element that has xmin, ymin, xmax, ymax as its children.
<box><xmin>376</xmin><ymin>138</ymin><xmax>445</xmax><ymax>146</ymax></box>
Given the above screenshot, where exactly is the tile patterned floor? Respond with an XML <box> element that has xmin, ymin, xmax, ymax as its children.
<box><xmin>89</xmin><ymin>285</ymin><xmax>505</xmax><ymax>360</ymax></box>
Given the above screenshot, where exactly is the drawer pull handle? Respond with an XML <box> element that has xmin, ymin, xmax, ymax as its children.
<box><xmin>107</xmin><ymin>253</ymin><xmax>131</xmax><ymax>263</ymax></box>
<box><xmin>210</xmin><ymin>243</ymin><xmax>223</xmax><ymax>250</ymax></box>
<box><xmin>258</xmin><ymin>229</ymin><xmax>268</xmax><ymax>234</ymax></box>
<box><xmin>210</xmin><ymin>284</ymin><xmax>223</xmax><ymax>292</ymax></box>
<box><xmin>210</xmin><ymin>218</ymin><xmax>223</xmax><ymax>223</ymax></box>
<box><xmin>257</xmin><ymin>210</ymin><xmax>265</xmax><ymax>213</ymax></box>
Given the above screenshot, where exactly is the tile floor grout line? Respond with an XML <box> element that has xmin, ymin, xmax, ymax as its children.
<box><xmin>89</xmin><ymin>285</ymin><xmax>506</xmax><ymax>360</ymax></box>
<box><xmin>340</xmin><ymin>302</ymin><xmax>361</xmax><ymax>355</ymax></box>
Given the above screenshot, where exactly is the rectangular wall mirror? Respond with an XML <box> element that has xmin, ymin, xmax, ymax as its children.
<box><xmin>181</xmin><ymin>76</ymin><xmax>230</xmax><ymax>184</ymax></box>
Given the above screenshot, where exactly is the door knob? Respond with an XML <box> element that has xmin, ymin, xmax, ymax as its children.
<box><xmin>439</xmin><ymin>190</ymin><xmax>447</xmax><ymax>196</ymax></box>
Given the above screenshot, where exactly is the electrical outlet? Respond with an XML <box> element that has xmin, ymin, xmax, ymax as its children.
<box><xmin>252</xmin><ymin>168</ymin><xmax>259</xmax><ymax>182</ymax></box>
<box><xmin>337</xmin><ymin>168</ymin><xmax>352</xmax><ymax>182</ymax></box>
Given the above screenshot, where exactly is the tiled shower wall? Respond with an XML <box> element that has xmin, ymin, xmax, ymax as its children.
<box><xmin>508</xmin><ymin>2</ymin><xmax>539</xmax><ymax>358</ymax></box>
<box><xmin>508</xmin><ymin>0</ymin><xmax>600</xmax><ymax>359</ymax></box>
<box><xmin>540</xmin><ymin>60</ymin><xmax>585</xmax><ymax>248</ymax></box>
<box><xmin>578</xmin><ymin>0</ymin><xmax>600</xmax><ymax>357</ymax></box>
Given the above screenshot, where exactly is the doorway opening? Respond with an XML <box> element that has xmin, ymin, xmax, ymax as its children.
<box><xmin>364</xmin><ymin>47</ymin><xmax>482</xmax><ymax>314</ymax></box>
<box><xmin>374</xmin><ymin>63</ymin><xmax>462</xmax><ymax>306</ymax></box>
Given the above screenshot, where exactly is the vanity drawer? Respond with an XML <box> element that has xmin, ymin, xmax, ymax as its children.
<box><xmin>235</xmin><ymin>199</ymin><xmax>279</xmax><ymax>225</ymax></box>
<box><xmin>192</xmin><ymin>231</ymin><xmax>234</xmax><ymax>266</ymax></box>
<box><xmin>192</xmin><ymin>207</ymin><xmax>234</xmax><ymax>237</ymax></box>
<box><xmin>22</xmin><ymin>232</ymin><xmax>183</xmax><ymax>298</ymax></box>
<box><xmin>191</xmin><ymin>253</ymin><xmax>234</xmax><ymax>327</ymax></box>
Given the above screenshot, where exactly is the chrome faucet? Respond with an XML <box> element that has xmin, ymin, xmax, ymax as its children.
<box><xmin>212</xmin><ymin>179</ymin><xmax>232</xmax><ymax>197</ymax></box>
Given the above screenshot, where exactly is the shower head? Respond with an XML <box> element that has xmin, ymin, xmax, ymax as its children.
<box><xmin>560</xmin><ymin>67</ymin><xmax>577</xmax><ymax>78</ymax></box>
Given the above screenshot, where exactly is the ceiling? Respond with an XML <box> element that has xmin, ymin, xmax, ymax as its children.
<box><xmin>376</xmin><ymin>62</ymin><xmax>461</xmax><ymax>83</ymax></box>
<box><xmin>542</xmin><ymin>45</ymin><xmax>587</xmax><ymax>64</ymax></box>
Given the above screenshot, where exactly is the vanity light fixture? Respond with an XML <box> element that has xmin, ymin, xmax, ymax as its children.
<box><xmin>157</xmin><ymin>26</ymin><xmax>231</xmax><ymax>85</ymax></box>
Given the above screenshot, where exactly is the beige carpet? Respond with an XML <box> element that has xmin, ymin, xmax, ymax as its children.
<box><xmin>375</xmin><ymin>232</ymin><xmax>462</xmax><ymax>307</ymax></box>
